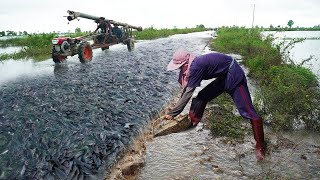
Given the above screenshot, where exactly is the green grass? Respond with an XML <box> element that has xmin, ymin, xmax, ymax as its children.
<box><xmin>207</xmin><ymin>93</ymin><xmax>250</xmax><ymax>140</ymax></box>
<box><xmin>210</xmin><ymin>27</ymin><xmax>320</xmax><ymax>132</ymax></box>
<box><xmin>133</xmin><ymin>26</ymin><xmax>208</xmax><ymax>40</ymax></box>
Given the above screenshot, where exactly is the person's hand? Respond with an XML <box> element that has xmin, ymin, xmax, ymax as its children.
<box><xmin>164</xmin><ymin>114</ymin><xmax>173</xmax><ymax>120</ymax></box>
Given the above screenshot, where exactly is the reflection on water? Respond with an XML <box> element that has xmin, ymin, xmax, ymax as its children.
<box><xmin>53</xmin><ymin>63</ymin><xmax>69</xmax><ymax>76</ymax></box>
<box><xmin>0</xmin><ymin>46</ymin><xmax>23</xmax><ymax>54</ymax></box>
<box><xmin>0</xmin><ymin>59</ymin><xmax>53</xmax><ymax>85</ymax></box>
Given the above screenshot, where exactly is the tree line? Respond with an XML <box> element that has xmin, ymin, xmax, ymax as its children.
<box><xmin>0</xmin><ymin>30</ymin><xmax>28</xmax><ymax>37</ymax></box>
<box><xmin>1</xmin><ymin>21</ymin><xmax>320</xmax><ymax>37</ymax></box>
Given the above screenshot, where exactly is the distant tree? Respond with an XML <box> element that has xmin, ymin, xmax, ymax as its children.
<box><xmin>270</xmin><ymin>24</ymin><xmax>274</xmax><ymax>29</ymax></box>
<box><xmin>0</xmin><ymin>31</ymin><xmax>5</xmax><ymax>36</ymax></box>
<box><xmin>196</xmin><ymin>24</ymin><xmax>205</xmax><ymax>29</ymax></box>
<box><xmin>75</xmin><ymin>27</ymin><xmax>81</xmax><ymax>34</ymax></box>
<box><xmin>287</xmin><ymin>20</ymin><xmax>294</xmax><ymax>28</ymax></box>
<box><xmin>23</xmin><ymin>31</ymin><xmax>28</xmax><ymax>36</ymax></box>
<box><xmin>6</xmin><ymin>30</ymin><xmax>17</xmax><ymax>36</ymax></box>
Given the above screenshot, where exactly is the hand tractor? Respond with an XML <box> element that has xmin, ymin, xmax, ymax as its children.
<box><xmin>51</xmin><ymin>10</ymin><xmax>143</xmax><ymax>63</ymax></box>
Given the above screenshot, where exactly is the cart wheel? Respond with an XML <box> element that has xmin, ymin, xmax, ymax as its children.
<box><xmin>127</xmin><ymin>38</ymin><xmax>135</xmax><ymax>52</ymax></box>
<box><xmin>78</xmin><ymin>43</ymin><xmax>93</xmax><ymax>63</ymax></box>
<box><xmin>52</xmin><ymin>55</ymin><xmax>66</xmax><ymax>63</ymax></box>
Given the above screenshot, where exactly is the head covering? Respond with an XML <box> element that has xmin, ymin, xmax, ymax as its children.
<box><xmin>167</xmin><ymin>48</ymin><xmax>191</xmax><ymax>71</ymax></box>
<box><xmin>167</xmin><ymin>47</ymin><xmax>196</xmax><ymax>87</ymax></box>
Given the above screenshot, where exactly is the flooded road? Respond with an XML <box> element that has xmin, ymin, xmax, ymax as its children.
<box><xmin>0</xmin><ymin>31</ymin><xmax>212</xmax><ymax>179</ymax></box>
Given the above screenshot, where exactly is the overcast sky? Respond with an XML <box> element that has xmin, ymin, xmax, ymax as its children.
<box><xmin>0</xmin><ymin>0</ymin><xmax>319</xmax><ymax>33</ymax></box>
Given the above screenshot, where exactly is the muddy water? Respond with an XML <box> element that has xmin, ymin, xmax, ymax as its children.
<box><xmin>0</xmin><ymin>31</ymin><xmax>213</xmax><ymax>179</ymax></box>
<box><xmin>139</xmin><ymin>127</ymin><xmax>320</xmax><ymax>179</ymax></box>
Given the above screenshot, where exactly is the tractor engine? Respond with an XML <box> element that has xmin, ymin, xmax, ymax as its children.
<box><xmin>52</xmin><ymin>37</ymin><xmax>74</xmax><ymax>55</ymax></box>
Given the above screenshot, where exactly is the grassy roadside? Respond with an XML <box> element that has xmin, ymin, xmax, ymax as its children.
<box><xmin>0</xmin><ymin>27</ymin><xmax>208</xmax><ymax>61</ymax></box>
<box><xmin>208</xmin><ymin>27</ymin><xmax>319</xmax><ymax>137</ymax></box>
<box><xmin>133</xmin><ymin>26</ymin><xmax>208</xmax><ymax>40</ymax></box>
<box><xmin>0</xmin><ymin>33</ymin><xmax>55</xmax><ymax>61</ymax></box>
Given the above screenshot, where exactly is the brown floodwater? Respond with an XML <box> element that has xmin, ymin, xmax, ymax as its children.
<box><xmin>139</xmin><ymin>125</ymin><xmax>320</xmax><ymax>179</ymax></box>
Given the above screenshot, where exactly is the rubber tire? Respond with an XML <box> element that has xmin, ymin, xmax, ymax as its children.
<box><xmin>78</xmin><ymin>43</ymin><xmax>93</xmax><ymax>63</ymax></box>
<box><xmin>52</xmin><ymin>55</ymin><xmax>66</xmax><ymax>63</ymax></box>
<box><xmin>127</xmin><ymin>38</ymin><xmax>135</xmax><ymax>52</ymax></box>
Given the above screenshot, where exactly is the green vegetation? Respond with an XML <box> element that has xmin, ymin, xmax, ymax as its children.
<box><xmin>210</xmin><ymin>27</ymin><xmax>320</xmax><ymax>132</ymax></box>
<box><xmin>0</xmin><ymin>33</ymin><xmax>56</xmax><ymax>61</ymax></box>
<box><xmin>265</xmin><ymin>26</ymin><xmax>320</xmax><ymax>31</ymax></box>
<box><xmin>133</xmin><ymin>26</ymin><xmax>208</xmax><ymax>40</ymax></box>
<box><xmin>207</xmin><ymin>93</ymin><xmax>250</xmax><ymax>140</ymax></box>
<box><xmin>0</xmin><ymin>33</ymin><xmax>55</xmax><ymax>61</ymax></box>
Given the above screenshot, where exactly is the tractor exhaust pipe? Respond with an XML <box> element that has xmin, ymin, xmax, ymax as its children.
<box><xmin>67</xmin><ymin>10</ymin><xmax>143</xmax><ymax>31</ymax></box>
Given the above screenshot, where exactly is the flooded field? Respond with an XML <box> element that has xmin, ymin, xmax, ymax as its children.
<box><xmin>264</xmin><ymin>31</ymin><xmax>320</xmax><ymax>78</ymax></box>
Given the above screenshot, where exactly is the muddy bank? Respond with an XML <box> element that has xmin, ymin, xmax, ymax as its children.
<box><xmin>0</xmin><ymin>32</ymin><xmax>213</xmax><ymax>179</ymax></box>
<box><xmin>138</xmin><ymin>121</ymin><xmax>320</xmax><ymax>179</ymax></box>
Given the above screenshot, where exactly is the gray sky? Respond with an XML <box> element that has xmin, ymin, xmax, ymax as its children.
<box><xmin>0</xmin><ymin>0</ymin><xmax>319</xmax><ymax>33</ymax></box>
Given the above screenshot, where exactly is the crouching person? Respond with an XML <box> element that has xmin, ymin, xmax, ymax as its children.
<box><xmin>164</xmin><ymin>48</ymin><xmax>265</xmax><ymax>160</ymax></box>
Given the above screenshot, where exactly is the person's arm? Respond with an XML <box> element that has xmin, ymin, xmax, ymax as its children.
<box><xmin>93</xmin><ymin>24</ymin><xmax>100</xmax><ymax>33</ymax></box>
<box><xmin>94</xmin><ymin>23</ymin><xmax>104</xmax><ymax>33</ymax></box>
<box><xmin>166</xmin><ymin>87</ymin><xmax>195</xmax><ymax>118</ymax></box>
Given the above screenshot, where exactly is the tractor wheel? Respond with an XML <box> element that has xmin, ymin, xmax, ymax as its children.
<box><xmin>78</xmin><ymin>43</ymin><xmax>93</xmax><ymax>63</ymax></box>
<box><xmin>52</xmin><ymin>55</ymin><xmax>66</xmax><ymax>63</ymax></box>
<box><xmin>126</xmin><ymin>38</ymin><xmax>135</xmax><ymax>52</ymax></box>
<box><xmin>101</xmin><ymin>46</ymin><xmax>109</xmax><ymax>51</ymax></box>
